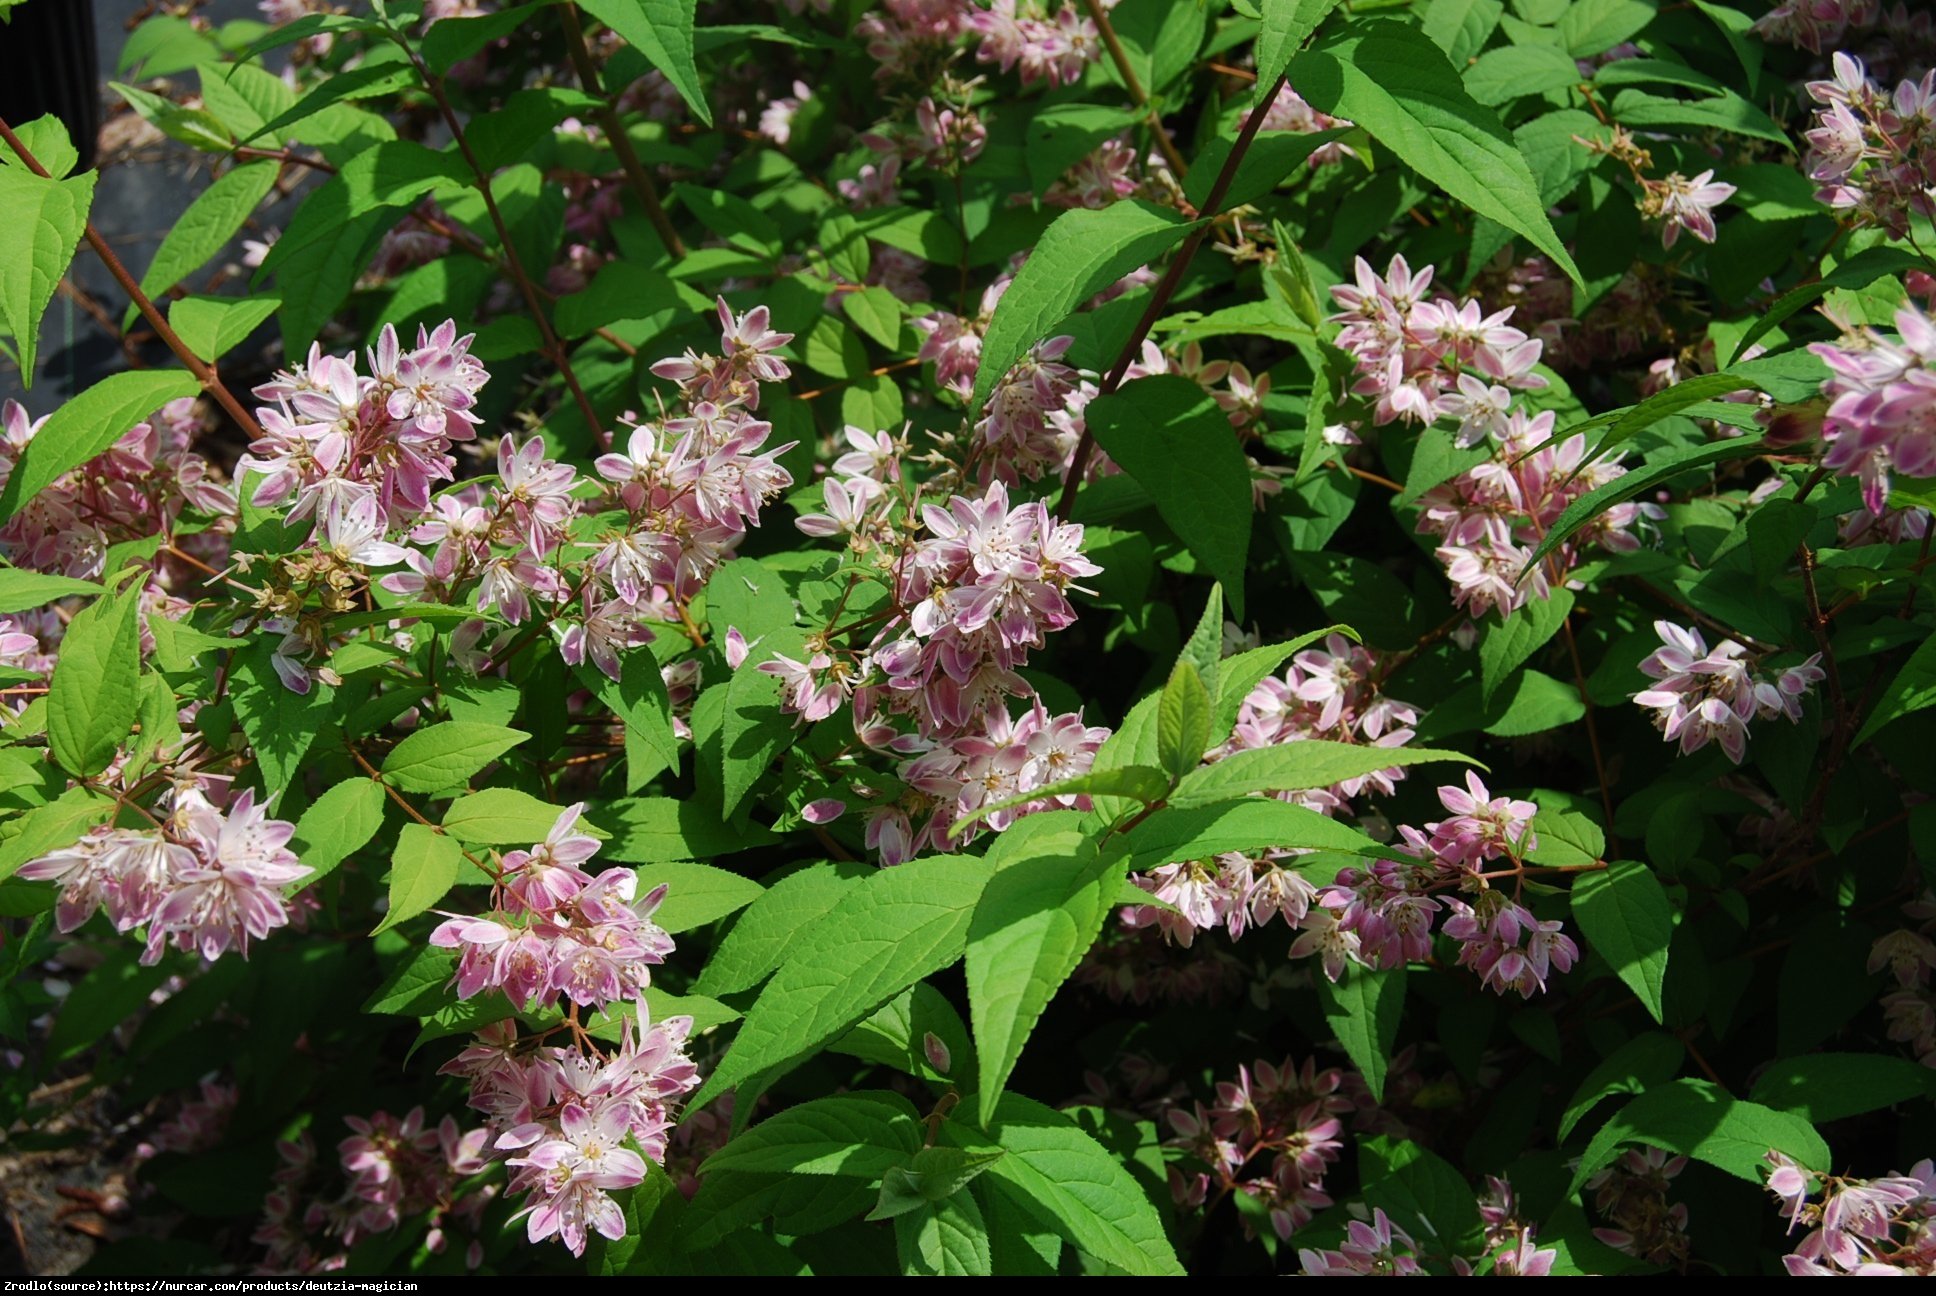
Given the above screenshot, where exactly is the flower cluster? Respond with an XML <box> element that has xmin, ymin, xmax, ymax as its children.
<box><xmin>427</xmin><ymin>804</ymin><xmax>700</xmax><ymax>1255</ymax></box>
<box><xmin>1261</xmin><ymin>84</ymin><xmax>1357</xmax><ymax>167</ymax></box>
<box><xmin>22</xmin><ymin>786</ymin><xmax>311</xmax><ymax>965</ymax></box>
<box><xmin>1633</xmin><ymin>621</ymin><xmax>1826</xmax><ymax>764</ymax></box>
<box><xmin>1587</xmin><ymin>1146</ymin><xmax>1692</xmax><ymax>1266</ymax></box>
<box><xmin>254</xmin><ymin>1108</ymin><xmax>493</xmax><ymax>1274</ymax></box>
<box><xmin>1870</xmin><ymin>891</ymin><xmax>1936</xmax><ymax>1066</ymax></box>
<box><xmin>1803</xmin><ymin>53</ymin><xmax>1936</xmax><ymax>238</ymax></box>
<box><xmin>1753</xmin><ymin>0</ymin><xmax>1880</xmax><ymax>53</ymax></box>
<box><xmin>1811</xmin><ymin>300</ymin><xmax>1936</xmax><ymax>515</ymax></box>
<box><xmin>969</xmin><ymin>0</ymin><xmax>1102</xmax><ymax>89</ymax></box>
<box><xmin>1765</xmin><ymin>1152</ymin><xmax>1936</xmax><ymax>1275</ymax></box>
<box><xmin>1164</xmin><ymin>1055</ymin><xmax>1349</xmax><ymax>1241</ymax></box>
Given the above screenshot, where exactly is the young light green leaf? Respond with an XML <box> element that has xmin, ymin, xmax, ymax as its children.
<box><xmin>1086</xmin><ymin>375</ymin><xmax>1253</xmax><ymax>617</ymax></box>
<box><xmin>1178</xmin><ymin>586</ymin><xmax>1224</xmax><ymax>711</ymax></box>
<box><xmin>632</xmin><ymin>861</ymin><xmax>763</xmax><ymax>933</ymax></box>
<box><xmin>0</xmin><ymin>567</ymin><xmax>101</xmax><ymax>614</ymax></box>
<box><xmin>702</xmin><ymin>1091</ymin><xmax>923</xmax><ymax>1178</ymax></box>
<box><xmin>1170</xmin><ymin>740</ymin><xmax>1474</xmax><ymax>809</ymax></box>
<box><xmin>578</xmin><ymin>0</ymin><xmax>711</xmax><ymax>125</ymax></box>
<box><xmin>0</xmin><ymin>159</ymin><xmax>96</xmax><ymax>380</ymax></box>
<box><xmin>128</xmin><ymin>162</ymin><xmax>278</xmax><ymax>329</ymax></box>
<box><xmin>1479</xmin><ymin>589</ymin><xmax>1574</xmax><ymax>706</ymax></box>
<box><xmin>0</xmin><ymin>370</ymin><xmax>202</xmax><ymax>522</ymax></box>
<box><xmin>1558</xmin><ymin>1031</ymin><xmax>1685</xmax><ymax>1140</ymax></box>
<box><xmin>1524</xmin><ymin>808</ymin><xmax>1605</xmax><ymax>868</ymax></box>
<box><xmin>380</xmin><ymin>721</ymin><xmax>529</xmax><ymax>794</ymax></box>
<box><xmin>971</xmin><ymin>202</ymin><xmax>1198</xmax><ymax>412</ymax></box>
<box><xmin>1156</xmin><ymin>661</ymin><xmax>1212</xmax><ymax>781</ymax></box>
<box><xmin>0</xmin><ymin>786</ymin><xmax>114</xmax><ymax>884</ymax></box>
<box><xmin>374</xmin><ymin>822</ymin><xmax>464</xmax><ymax>934</ymax></box>
<box><xmin>871</xmin><ymin>1147</ymin><xmax>1007</xmax><ymax>1220</ymax></box>
<box><xmin>947</xmin><ymin>1094</ymin><xmax>1183</xmax><ymax>1276</ymax></box>
<box><xmin>1317</xmin><ymin>965</ymin><xmax>1404</xmax><ymax>1102</ymax></box>
<box><xmin>1288</xmin><ymin>21</ymin><xmax>1581</xmax><ymax>284</ymax></box>
<box><xmin>1570</xmin><ymin>860</ymin><xmax>1672</xmax><ymax>1022</ymax></box>
<box><xmin>691</xmin><ymin>854</ymin><xmax>992</xmax><ymax>1109</ymax></box>
<box><xmin>1464</xmin><ymin>43</ymin><xmax>1583</xmax><ymax>105</ymax></box>
<box><xmin>693</xmin><ymin>861</ymin><xmax>872</xmax><ymax>997</ymax></box>
<box><xmin>1853</xmin><ymin>634</ymin><xmax>1936</xmax><ymax>748</ymax></box>
<box><xmin>951</xmin><ymin>765</ymin><xmax>1171</xmax><ymax>838</ymax></box>
<box><xmin>291</xmin><ymin>777</ymin><xmax>387</xmax><ymax>884</ymax></box>
<box><xmin>168</xmin><ymin>294</ymin><xmax>281</xmax><ymax>362</ymax></box>
<box><xmin>1121</xmin><ymin>798</ymin><xmax>1382</xmax><ymax>872</ymax></box>
<box><xmin>47</xmin><ymin>582</ymin><xmax>144</xmax><ymax>779</ymax></box>
<box><xmin>1569</xmin><ymin>1079</ymin><xmax>1830</xmax><ymax>1195</ymax></box>
<box><xmin>442</xmin><ymin>788</ymin><xmax>593</xmax><ymax>845</ymax></box>
<box><xmin>967</xmin><ymin>836</ymin><xmax>1130</xmax><ymax>1124</ymax></box>
<box><xmin>108</xmin><ymin>82</ymin><xmax>231</xmax><ymax>152</ymax></box>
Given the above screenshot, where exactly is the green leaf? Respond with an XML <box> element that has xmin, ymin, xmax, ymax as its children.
<box><xmin>168</xmin><ymin>294</ymin><xmax>280</xmax><ymax>362</ymax></box>
<box><xmin>577</xmin><ymin>652</ymin><xmax>680</xmax><ymax>792</ymax></box>
<box><xmin>0</xmin><ymin>786</ymin><xmax>114</xmax><ymax>884</ymax></box>
<box><xmin>229</xmin><ymin>639</ymin><xmax>332</xmax><ymax>795</ymax></box>
<box><xmin>1086</xmin><ymin>375</ymin><xmax>1254</xmax><ymax>617</ymax></box>
<box><xmin>872</xmin><ymin>1147</ymin><xmax>1007</xmax><ymax>1220</ymax></box>
<box><xmin>1170</xmin><ymin>740</ymin><xmax>1474</xmax><ymax>809</ymax></box>
<box><xmin>1317</xmin><ymin>965</ymin><xmax>1404</xmax><ymax>1102</ymax></box>
<box><xmin>442</xmin><ymin>788</ymin><xmax>589</xmax><ymax>845</ymax></box>
<box><xmin>47</xmin><ymin>582</ymin><xmax>144</xmax><ymax>779</ymax></box>
<box><xmin>598</xmin><ymin>794</ymin><xmax>776</xmax><ymax>864</ymax></box>
<box><xmin>1728</xmin><ymin>246</ymin><xmax>1919</xmax><ymax>365</ymax></box>
<box><xmin>694</xmin><ymin>861</ymin><xmax>870</xmax><ymax>996</ymax></box>
<box><xmin>1178</xmin><ymin>586</ymin><xmax>1225</xmax><ymax>704</ymax></box>
<box><xmin>1359</xmin><ymin>1135</ymin><xmax>1482</xmax><ymax>1254</ymax></box>
<box><xmin>1557</xmin><ymin>0</ymin><xmax>1657</xmax><ymax>57</ymax></box>
<box><xmin>1251</xmin><ymin>0</ymin><xmax>1350</xmax><ymax>107</ymax></box>
<box><xmin>1422</xmin><ymin>0</ymin><xmax>1504</xmax><ymax>64</ymax></box>
<box><xmin>1525</xmin><ymin>808</ymin><xmax>1605</xmax><ymax>868</ymax></box>
<box><xmin>1524</xmin><ymin>434</ymin><xmax>1767</xmax><ymax>573</ymax></box>
<box><xmin>1854</xmin><ymin>634</ymin><xmax>1936</xmax><ymax>748</ymax></box>
<box><xmin>8</xmin><ymin>114</ymin><xmax>79</xmax><ymax>180</ymax></box>
<box><xmin>0</xmin><ymin>370</ymin><xmax>202</xmax><ymax>523</ymax></box>
<box><xmin>952</xmin><ymin>765</ymin><xmax>1171</xmax><ymax>838</ymax></box>
<box><xmin>1464</xmin><ymin>43</ymin><xmax>1584</xmax><ymax>106</ymax></box>
<box><xmin>1024</xmin><ymin>104</ymin><xmax>1140</xmax><ymax>195</ymax></box>
<box><xmin>374</xmin><ymin>822</ymin><xmax>464</xmax><ymax>934</ymax></box>
<box><xmin>671</xmin><ymin>181</ymin><xmax>780</xmax><ymax>258</ymax></box>
<box><xmin>1211</xmin><ymin>625</ymin><xmax>1356</xmax><ymax>739</ymax></box>
<box><xmin>967</xmin><ymin>836</ymin><xmax>1130</xmax><ymax>1124</ymax></box>
<box><xmin>1610</xmin><ymin>87</ymin><xmax>1788</xmax><ymax>147</ymax></box>
<box><xmin>703</xmin><ymin>1092</ymin><xmax>923</xmax><ymax>1178</ymax></box>
<box><xmin>108</xmin><ymin>82</ymin><xmax>230</xmax><ymax>152</ymax></box>
<box><xmin>365</xmin><ymin>945</ymin><xmax>457</xmax><ymax>1015</ymax></box>
<box><xmin>843</xmin><ymin>285</ymin><xmax>903</xmax><ymax>351</ymax></box>
<box><xmin>1559</xmin><ymin>1031</ymin><xmax>1685</xmax><ymax>1140</ymax></box>
<box><xmin>236</xmin><ymin>61</ymin><xmax>416</xmax><ymax>147</ymax></box>
<box><xmin>1569</xmin><ymin>1079</ymin><xmax>1831</xmax><ymax>1194</ymax></box>
<box><xmin>894</xmin><ymin>1190</ymin><xmax>993</xmax><ymax>1276</ymax></box>
<box><xmin>422</xmin><ymin>2</ymin><xmax>544</xmax><ymax>74</ymax></box>
<box><xmin>948</xmin><ymin>1094</ymin><xmax>1183</xmax><ymax>1276</ymax></box>
<box><xmin>632</xmin><ymin>861</ymin><xmax>763</xmax><ymax>933</ymax></box>
<box><xmin>1749</xmin><ymin>1053</ymin><xmax>1936</xmax><ymax>1124</ymax></box>
<box><xmin>691</xmin><ymin>854</ymin><xmax>992</xmax><ymax>1109</ymax></box>
<box><xmin>1289</xmin><ymin>20</ymin><xmax>1581</xmax><ymax>284</ymax></box>
<box><xmin>0</xmin><ymin>567</ymin><xmax>101</xmax><ymax>614</ymax></box>
<box><xmin>337</xmin><ymin>140</ymin><xmax>468</xmax><ymax>218</ymax></box>
<box><xmin>290</xmin><ymin>777</ymin><xmax>386</xmax><ymax>884</ymax></box>
<box><xmin>578</xmin><ymin>0</ymin><xmax>711</xmax><ymax>125</ymax></box>
<box><xmin>380</xmin><ymin>722</ymin><xmax>529</xmax><ymax>794</ymax></box>
<box><xmin>0</xmin><ymin>156</ymin><xmax>96</xmax><ymax>380</ymax></box>
<box><xmin>1570</xmin><ymin>860</ymin><xmax>1672</xmax><ymax>1022</ymax></box>
<box><xmin>718</xmin><ymin>632</ymin><xmax>805</xmax><ymax>820</ymax></box>
<box><xmin>1156</xmin><ymin>661</ymin><xmax>1212</xmax><ymax>781</ymax></box>
<box><xmin>832</xmin><ymin>980</ymin><xmax>974</xmax><ymax>1083</ymax></box>
<box><xmin>1479</xmin><ymin>590</ymin><xmax>1573</xmax><ymax>706</ymax></box>
<box><xmin>129</xmin><ymin>162</ymin><xmax>279</xmax><ymax>329</ymax></box>
<box><xmin>971</xmin><ymin>201</ymin><xmax>1197</xmax><ymax>412</ymax></box>
<box><xmin>1122</xmin><ymin>798</ymin><xmax>1381</xmax><ymax>871</ymax></box>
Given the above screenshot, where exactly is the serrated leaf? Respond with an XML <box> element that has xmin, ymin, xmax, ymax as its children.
<box><xmin>373</xmin><ymin>822</ymin><xmax>463</xmax><ymax>934</ymax></box>
<box><xmin>576</xmin><ymin>651</ymin><xmax>680</xmax><ymax>792</ymax></box>
<box><xmin>0</xmin><ymin>370</ymin><xmax>202</xmax><ymax>522</ymax></box>
<box><xmin>1211</xmin><ymin>625</ymin><xmax>1356</xmax><ymax>739</ymax></box>
<box><xmin>1570</xmin><ymin>860</ymin><xmax>1672</xmax><ymax>1022</ymax></box>
<box><xmin>694</xmin><ymin>860</ymin><xmax>870</xmax><ymax>997</ymax></box>
<box><xmin>0</xmin><ymin>568</ymin><xmax>100</xmax><ymax>614</ymax></box>
<box><xmin>968</xmin><ymin>836</ymin><xmax>1129</xmax><ymax>1124</ymax></box>
<box><xmin>1122</xmin><ymin>798</ymin><xmax>1381</xmax><ymax>871</ymax></box>
<box><xmin>872</xmin><ymin>1147</ymin><xmax>1007</xmax><ymax>1221</ymax></box>
<box><xmin>1156</xmin><ymin>661</ymin><xmax>1212</xmax><ymax>781</ymax></box>
<box><xmin>579</xmin><ymin>0</ymin><xmax>711</xmax><ymax>125</ymax></box>
<box><xmin>842</xmin><ymin>284</ymin><xmax>903</xmax><ymax>350</ymax></box>
<box><xmin>952</xmin><ymin>765</ymin><xmax>1171</xmax><ymax>838</ymax></box>
<box><xmin>1749</xmin><ymin>1052</ymin><xmax>1936</xmax><ymax>1124</ymax></box>
<box><xmin>442</xmin><ymin>789</ymin><xmax>596</xmax><ymax>845</ymax></box>
<box><xmin>703</xmin><ymin>1091</ymin><xmax>923</xmax><ymax>1178</ymax></box>
<box><xmin>1854</xmin><ymin>634</ymin><xmax>1936</xmax><ymax>748</ymax></box>
<box><xmin>632</xmin><ymin>861</ymin><xmax>763</xmax><ymax>933</ymax></box>
<box><xmin>1569</xmin><ymin>1078</ymin><xmax>1830</xmax><ymax>1194</ymax></box>
<box><xmin>1359</xmin><ymin>1135</ymin><xmax>1483</xmax><ymax>1254</ymax></box>
<box><xmin>944</xmin><ymin>1094</ymin><xmax>1182</xmax><ymax>1276</ymax></box>
<box><xmin>0</xmin><ymin>156</ymin><xmax>95</xmax><ymax>380</ymax></box>
<box><xmin>1524</xmin><ymin>807</ymin><xmax>1605</xmax><ymax>868</ymax></box>
<box><xmin>1289</xmin><ymin>20</ymin><xmax>1581</xmax><ymax>284</ymax></box>
<box><xmin>598</xmin><ymin>794</ymin><xmax>777</xmax><ymax>865</ymax></box>
<box><xmin>1523</xmin><ymin>434</ymin><xmax>1767</xmax><ymax>573</ymax></box>
<box><xmin>364</xmin><ymin>945</ymin><xmax>457</xmax><ymax>1015</ymax></box>
<box><xmin>1480</xmin><ymin>590</ymin><xmax>1574</xmax><ymax>705</ymax></box>
<box><xmin>108</xmin><ymin>81</ymin><xmax>230</xmax><ymax>152</ymax></box>
<box><xmin>128</xmin><ymin>162</ymin><xmax>278</xmax><ymax>329</ymax></box>
<box><xmin>1317</xmin><ymin>965</ymin><xmax>1404</xmax><ymax>1102</ymax></box>
<box><xmin>971</xmin><ymin>202</ymin><xmax>1198</xmax><ymax>412</ymax></box>
<box><xmin>1559</xmin><ymin>1031</ymin><xmax>1686</xmax><ymax>1140</ymax></box>
<box><xmin>691</xmin><ymin>854</ymin><xmax>992</xmax><ymax>1109</ymax></box>
<box><xmin>1251</xmin><ymin>0</ymin><xmax>1350</xmax><ymax>106</ymax></box>
<box><xmin>291</xmin><ymin>777</ymin><xmax>386</xmax><ymax>884</ymax></box>
<box><xmin>168</xmin><ymin>294</ymin><xmax>281</xmax><ymax>362</ymax></box>
<box><xmin>229</xmin><ymin>639</ymin><xmax>332</xmax><ymax>795</ymax></box>
<box><xmin>379</xmin><ymin>721</ymin><xmax>529</xmax><ymax>794</ymax></box>
<box><xmin>1170</xmin><ymin>740</ymin><xmax>1473</xmax><ymax>809</ymax></box>
<box><xmin>1086</xmin><ymin>375</ymin><xmax>1254</xmax><ymax>617</ymax></box>
<box><xmin>46</xmin><ymin>583</ymin><xmax>144</xmax><ymax>779</ymax></box>
<box><xmin>893</xmin><ymin>1189</ymin><xmax>993</xmax><ymax>1276</ymax></box>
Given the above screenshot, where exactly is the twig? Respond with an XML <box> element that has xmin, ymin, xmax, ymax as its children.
<box><xmin>346</xmin><ymin>741</ymin><xmax>501</xmax><ymax>881</ymax></box>
<box><xmin>1083</xmin><ymin>0</ymin><xmax>1190</xmax><ymax>179</ymax></box>
<box><xmin>558</xmin><ymin>2</ymin><xmax>687</xmax><ymax>260</ymax></box>
<box><xmin>0</xmin><ymin>115</ymin><xmax>265</xmax><ymax>441</ymax></box>
<box><xmin>1345</xmin><ymin>464</ymin><xmax>1403</xmax><ymax>493</ymax></box>
<box><xmin>1056</xmin><ymin>74</ymin><xmax>1289</xmax><ymax>521</ymax></box>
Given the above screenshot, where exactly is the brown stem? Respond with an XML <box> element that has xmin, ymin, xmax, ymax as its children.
<box><xmin>347</xmin><ymin>741</ymin><xmax>501</xmax><ymax>881</ymax></box>
<box><xmin>1055</xmin><ymin>74</ymin><xmax>1289</xmax><ymax>522</ymax></box>
<box><xmin>558</xmin><ymin>2</ymin><xmax>687</xmax><ymax>260</ymax></box>
<box><xmin>0</xmin><ymin>116</ymin><xmax>265</xmax><ymax>441</ymax></box>
<box><xmin>1083</xmin><ymin>0</ymin><xmax>1190</xmax><ymax>179</ymax></box>
<box><xmin>399</xmin><ymin>45</ymin><xmax>608</xmax><ymax>442</ymax></box>
<box><xmin>1345</xmin><ymin>464</ymin><xmax>1403</xmax><ymax>493</ymax></box>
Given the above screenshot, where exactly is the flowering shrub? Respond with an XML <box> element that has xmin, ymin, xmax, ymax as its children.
<box><xmin>3</xmin><ymin>0</ymin><xmax>1936</xmax><ymax>1279</ymax></box>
